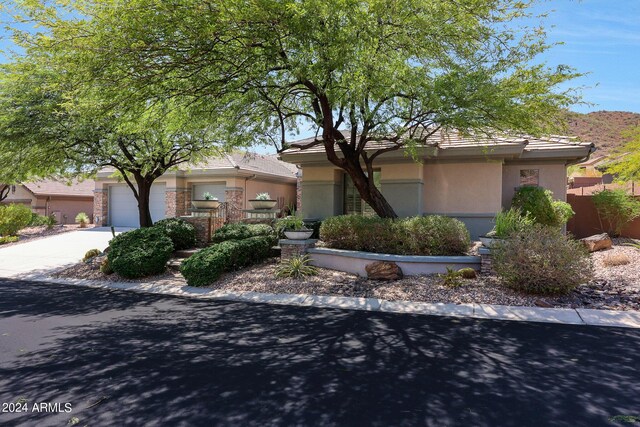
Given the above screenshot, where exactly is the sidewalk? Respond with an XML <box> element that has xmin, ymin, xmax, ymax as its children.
<box><xmin>22</xmin><ymin>274</ymin><xmax>640</xmax><ymax>329</ymax></box>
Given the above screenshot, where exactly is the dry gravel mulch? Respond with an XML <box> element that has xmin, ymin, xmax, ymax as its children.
<box><xmin>54</xmin><ymin>239</ymin><xmax>640</xmax><ymax>312</ymax></box>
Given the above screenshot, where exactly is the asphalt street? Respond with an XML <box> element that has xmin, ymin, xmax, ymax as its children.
<box><xmin>0</xmin><ymin>279</ymin><xmax>638</xmax><ymax>426</ymax></box>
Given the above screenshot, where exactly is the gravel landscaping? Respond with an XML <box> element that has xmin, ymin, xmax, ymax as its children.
<box><xmin>53</xmin><ymin>238</ymin><xmax>640</xmax><ymax>312</ymax></box>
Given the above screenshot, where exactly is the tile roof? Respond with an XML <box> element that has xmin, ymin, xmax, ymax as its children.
<box><xmin>186</xmin><ymin>152</ymin><xmax>298</xmax><ymax>178</ymax></box>
<box><xmin>281</xmin><ymin>129</ymin><xmax>594</xmax><ymax>156</ymax></box>
<box><xmin>23</xmin><ymin>179</ymin><xmax>95</xmax><ymax>197</ymax></box>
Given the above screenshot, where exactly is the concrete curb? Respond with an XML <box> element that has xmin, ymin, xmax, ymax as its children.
<box><xmin>15</xmin><ymin>274</ymin><xmax>640</xmax><ymax>329</ymax></box>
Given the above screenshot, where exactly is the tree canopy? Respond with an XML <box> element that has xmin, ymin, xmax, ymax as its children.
<box><xmin>2</xmin><ymin>0</ymin><xmax>583</xmax><ymax>218</ymax></box>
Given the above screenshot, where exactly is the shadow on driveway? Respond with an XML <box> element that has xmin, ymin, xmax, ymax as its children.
<box><xmin>0</xmin><ymin>280</ymin><xmax>638</xmax><ymax>426</ymax></box>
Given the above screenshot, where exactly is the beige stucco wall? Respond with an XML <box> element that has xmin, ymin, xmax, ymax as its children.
<box><xmin>502</xmin><ymin>162</ymin><xmax>567</xmax><ymax>207</ymax></box>
<box><xmin>379</xmin><ymin>163</ymin><xmax>423</xmax><ymax>181</ymax></box>
<box><xmin>246</xmin><ymin>179</ymin><xmax>296</xmax><ymax>210</ymax></box>
<box><xmin>423</xmin><ymin>161</ymin><xmax>503</xmax><ymax>213</ymax></box>
<box><xmin>48</xmin><ymin>197</ymin><xmax>94</xmax><ymax>224</ymax></box>
<box><xmin>1</xmin><ymin>185</ymin><xmax>34</xmax><ymax>205</ymax></box>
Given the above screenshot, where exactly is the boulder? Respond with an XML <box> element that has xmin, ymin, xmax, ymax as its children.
<box><xmin>365</xmin><ymin>261</ymin><xmax>403</xmax><ymax>281</ymax></box>
<box><xmin>580</xmin><ymin>233</ymin><xmax>613</xmax><ymax>252</ymax></box>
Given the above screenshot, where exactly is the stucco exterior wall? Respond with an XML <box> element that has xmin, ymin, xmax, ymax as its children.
<box><xmin>1</xmin><ymin>185</ymin><xmax>34</xmax><ymax>205</ymax></box>
<box><xmin>502</xmin><ymin>162</ymin><xmax>568</xmax><ymax>207</ymax></box>
<box><xmin>47</xmin><ymin>197</ymin><xmax>94</xmax><ymax>224</ymax></box>
<box><xmin>246</xmin><ymin>179</ymin><xmax>296</xmax><ymax>211</ymax></box>
<box><xmin>423</xmin><ymin>161</ymin><xmax>503</xmax><ymax>214</ymax></box>
<box><xmin>300</xmin><ymin>167</ymin><xmax>344</xmax><ymax>219</ymax></box>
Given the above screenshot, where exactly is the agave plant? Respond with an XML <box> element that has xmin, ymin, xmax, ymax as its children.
<box><xmin>255</xmin><ymin>192</ymin><xmax>272</xmax><ymax>200</ymax></box>
<box><xmin>275</xmin><ymin>255</ymin><xmax>318</xmax><ymax>279</ymax></box>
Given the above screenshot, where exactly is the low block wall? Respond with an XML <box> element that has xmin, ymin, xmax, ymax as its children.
<box><xmin>307</xmin><ymin>247</ymin><xmax>481</xmax><ymax>276</ymax></box>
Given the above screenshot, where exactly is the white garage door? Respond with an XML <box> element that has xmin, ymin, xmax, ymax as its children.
<box><xmin>109</xmin><ymin>184</ymin><xmax>166</xmax><ymax>227</ymax></box>
<box><xmin>192</xmin><ymin>183</ymin><xmax>226</xmax><ymax>201</ymax></box>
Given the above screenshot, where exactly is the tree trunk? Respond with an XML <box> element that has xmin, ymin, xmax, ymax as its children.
<box><xmin>0</xmin><ymin>184</ymin><xmax>9</xmax><ymax>202</ymax></box>
<box><xmin>132</xmin><ymin>175</ymin><xmax>155</xmax><ymax>227</ymax></box>
<box><xmin>340</xmin><ymin>152</ymin><xmax>398</xmax><ymax>218</ymax></box>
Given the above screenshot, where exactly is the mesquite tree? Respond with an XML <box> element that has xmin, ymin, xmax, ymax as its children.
<box><xmin>6</xmin><ymin>0</ymin><xmax>582</xmax><ymax>217</ymax></box>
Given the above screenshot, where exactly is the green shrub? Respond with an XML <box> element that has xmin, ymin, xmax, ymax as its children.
<box><xmin>82</xmin><ymin>249</ymin><xmax>101</xmax><ymax>262</ymax></box>
<box><xmin>153</xmin><ymin>218</ymin><xmax>197</xmax><ymax>250</ymax></box>
<box><xmin>320</xmin><ymin>215</ymin><xmax>470</xmax><ymax>256</ymax></box>
<box><xmin>211</xmin><ymin>223</ymin><xmax>275</xmax><ymax>243</ymax></box>
<box><xmin>511</xmin><ymin>186</ymin><xmax>574</xmax><ymax>227</ymax></box>
<box><xmin>275</xmin><ymin>215</ymin><xmax>306</xmax><ymax>236</ymax></box>
<box><xmin>592</xmin><ymin>189</ymin><xmax>640</xmax><ymax>237</ymax></box>
<box><xmin>492</xmin><ymin>225</ymin><xmax>593</xmax><ymax>295</ymax></box>
<box><xmin>275</xmin><ymin>255</ymin><xmax>318</xmax><ymax>279</ymax></box>
<box><xmin>0</xmin><ymin>204</ymin><xmax>32</xmax><ymax>236</ymax></box>
<box><xmin>0</xmin><ymin>236</ymin><xmax>19</xmax><ymax>245</ymax></box>
<box><xmin>108</xmin><ymin>228</ymin><xmax>174</xmax><ymax>278</ymax></box>
<box><xmin>492</xmin><ymin>208</ymin><xmax>534</xmax><ymax>238</ymax></box>
<box><xmin>29</xmin><ymin>213</ymin><xmax>56</xmax><ymax>229</ymax></box>
<box><xmin>181</xmin><ymin>235</ymin><xmax>274</xmax><ymax>286</ymax></box>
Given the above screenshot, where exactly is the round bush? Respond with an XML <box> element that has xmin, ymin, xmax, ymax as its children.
<box><xmin>511</xmin><ymin>186</ymin><xmax>574</xmax><ymax>227</ymax></box>
<box><xmin>0</xmin><ymin>204</ymin><xmax>32</xmax><ymax>236</ymax></box>
<box><xmin>492</xmin><ymin>225</ymin><xmax>593</xmax><ymax>295</ymax></box>
<box><xmin>108</xmin><ymin>228</ymin><xmax>174</xmax><ymax>278</ymax></box>
<box><xmin>153</xmin><ymin>218</ymin><xmax>197</xmax><ymax>250</ymax></box>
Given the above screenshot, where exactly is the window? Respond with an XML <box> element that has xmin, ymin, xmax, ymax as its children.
<box><xmin>520</xmin><ymin>169</ymin><xmax>539</xmax><ymax>187</ymax></box>
<box><xmin>344</xmin><ymin>171</ymin><xmax>381</xmax><ymax>216</ymax></box>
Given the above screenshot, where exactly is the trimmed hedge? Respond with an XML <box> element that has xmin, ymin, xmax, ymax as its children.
<box><xmin>492</xmin><ymin>225</ymin><xmax>593</xmax><ymax>295</ymax></box>
<box><xmin>108</xmin><ymin>227</ymin><xmax>174</xmax><ymax>278</ymax></box>
<box><xmin>211</xmin><ymin>223</ymin><xmax>275</xmax><ymax>243</ymax></box>
<box><xmin>153</xmin><ymin>218</ymin><xmax>197</xmax><ymax>250</ymax></box>
<box><xmin>181</xmin><ymin>235</ymin><xmax>274</xmax><ymax>286</ymax></box>
<box><xmin>319</xmin><ymin>215</ymin><xmax>470</xmax><ymax>255</ymax></box>
<box><xmin>0</xmin><ymin>204</ymin><xmax>32</xmax><ymax>236</ymax></box>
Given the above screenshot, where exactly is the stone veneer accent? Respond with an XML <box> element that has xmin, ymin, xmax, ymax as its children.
<box><xmin>225</xmin><ymin>187</ymin><xmax>244</xmax><ymax>222</ymax></box>
<box><xmin>165</xmin><ymin>188</ymin><xmax>189</xmax><ymax>218</ymax></box>
<box><xmin>478</xmin><ymin>247</ymin><xmax>494</xmax><ymax>275</ymax></box>
<box><xmin>279</xmin><ymin>239</ymin><xmax>317</xmax><ymax>261</ymax></box>
<box><xmin>93</xmin><ymin>189</ymin><xmax>109</xmax><ymax>226</ymax></box>
<box><xmin>296</xmin><ymin>170</ymin><xmax>302</xmax><ymax>211</ymax></box>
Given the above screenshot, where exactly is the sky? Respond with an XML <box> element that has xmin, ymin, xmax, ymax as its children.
<box><xmin>0</xmin><ymin>0</ymin><xmax>638</xmax><ymax>116</ymax></box>
<box><xmin>528</xmin><ymin>0</ymin><xmax>640</xmax><ymax>113</ymax></box>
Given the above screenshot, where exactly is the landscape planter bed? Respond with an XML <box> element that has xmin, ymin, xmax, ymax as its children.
<box><xmin>306</xmin><ymin>247</ymin><xmax>481</xmax><ymax>276</ymax></box>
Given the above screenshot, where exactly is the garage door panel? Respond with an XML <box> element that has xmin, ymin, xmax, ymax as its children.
<box><xmin>109</xmin><ymin>184</ymin><xmax>166</xmax><ymax>227</ymax></box>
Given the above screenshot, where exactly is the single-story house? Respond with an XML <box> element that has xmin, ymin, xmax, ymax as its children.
<box><xmin>280</xmin><ymin>130</ymin><xmax>595</xmax><ymax>239</ymax></box>
<box><xmin>94</xmin><ymin>152</ymin><xmax>298</xmax><ymax>227</ymax></box>
<box><xmin>1</xmin><ymin>179</ymin><xmax>94</xmax><ymax>224</ymax></box>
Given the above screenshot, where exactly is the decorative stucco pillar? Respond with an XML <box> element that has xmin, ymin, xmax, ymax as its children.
<box><xmin>225</xmin><ymin>187</ymin><xmax>244</xmax><ymax>222</ymax></box>
<box><xmin>93</xmin><ymin>189</ymin><xmax>108</xmax><ymax>226</ymax></box>
<box><xmin>165</xmin><ymin>188</ymin><xmax>189</xmax><ymax>218</ymax></box>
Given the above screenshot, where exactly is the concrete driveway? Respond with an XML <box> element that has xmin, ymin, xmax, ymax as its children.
<box><xmin>0</xmin><ymin>228</ymin><xmax>128</xmax><ymax>279</ymax></box>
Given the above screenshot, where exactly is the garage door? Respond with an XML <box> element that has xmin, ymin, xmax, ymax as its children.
<box><xmin>192</xmin><ymin>183</ymin><xmax>226</xmax><ymax>202</ymax></box>
<box><xmin>109</xmin><ymin>184</ymin><xmax>166</xmax><ymax>227</ymax></box>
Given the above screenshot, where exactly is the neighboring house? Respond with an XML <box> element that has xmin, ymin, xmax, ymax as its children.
<box><xmin>280</xmin><ymin>130</ymin><xmax>595</xmax><ymax>239</ymax></box>
<box><xmin>0</xmin><ymin>179</ymin><xmax>94</xmax><ymax>224</ymax></box>
<box><xmin>94</xmin><ymin>153</ymin><xmax>298</xmax><ymax>227</ymax></box>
